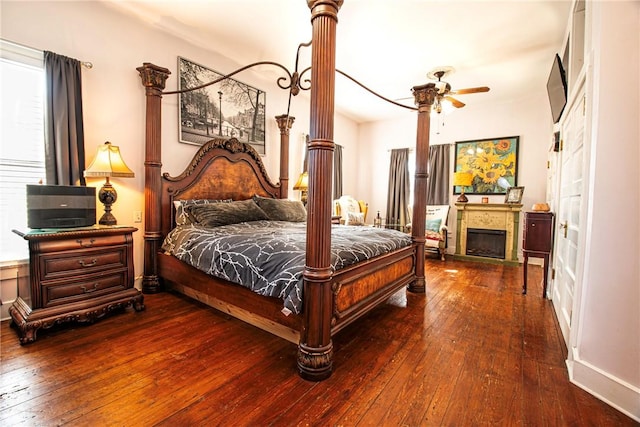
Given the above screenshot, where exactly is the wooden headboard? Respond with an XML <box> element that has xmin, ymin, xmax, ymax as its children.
<box><xmin>159</xmin><ymin>137</ymin><xmax>283</xmax><ymax>238</ymax></box>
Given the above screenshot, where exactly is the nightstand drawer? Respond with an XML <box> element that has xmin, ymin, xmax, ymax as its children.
<box><xmin>36</xmin><ymin>234</ymin><xmax>130</xmax><ymax>253</ymax></box>
<box><xmin>40</xmin><ymin>246</ymin><xmax>128</xmax><ymax>280</ymax></box>
<box><xmin>42</xmin><ymin>270</ymin><xmax>128</xmax><ymax>307</ymax></box>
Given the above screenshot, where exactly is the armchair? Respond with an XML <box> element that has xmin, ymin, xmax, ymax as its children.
<box><xmin>424</xmin><ymin>205</ymin><xmax>450</xmax><ymax>261</ymax></box>
<box><xmin>333</xmin><ymin>195</ymin><xmax>368</xmax><ymax>225</ymax></box>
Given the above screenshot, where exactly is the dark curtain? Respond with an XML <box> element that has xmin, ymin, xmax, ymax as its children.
<box><xmin>44</xmin><ymin>51</ymin><xmax>86</xmax><ymax>185</ymax></box>
<box><xmin>427</xmin><ymin>144</ymin><xmax>450</xmax><ymax>205</ymax></box>
<box><xmin>333</xmin><ymin>144</ymin><xmax>343</xmax><ymax>199</ymax></box>
<box><xmin>303</xmin><ymin>134</ymin><xmax>309</xmax><ymax>171</ymax></box>
<box><xmin>386</xmin><ymin>148</ymin><xmax>410</xmax><ymax>229</ymax></box>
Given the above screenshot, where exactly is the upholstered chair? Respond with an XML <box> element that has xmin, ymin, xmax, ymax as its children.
<box><xmin>424</xmin><ymin>205</ymin><xmax>450</xmax><ymax>261</ymax></box>
<box><xmin>333</xmin><ymin>195</ymin><xmax>369</xmax><ymax>225</ymax></box>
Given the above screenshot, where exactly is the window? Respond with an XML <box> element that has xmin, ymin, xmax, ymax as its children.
<box><xmin>0</xmin><ymin>40</ymin><xmax>45</xmax><ymax>262</ymax></box>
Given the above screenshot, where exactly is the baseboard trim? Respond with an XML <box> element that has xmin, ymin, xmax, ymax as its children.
<box><xmin>567</xmin><ymin>351</ymin><xmax>640</xmax><ymax>422</ymax></box>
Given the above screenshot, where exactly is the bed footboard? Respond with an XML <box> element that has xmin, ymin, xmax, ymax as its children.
<box><xmin>330</xmin><ymin>245</ymin><xmax>415</xmax><ymax>334</ymax></box>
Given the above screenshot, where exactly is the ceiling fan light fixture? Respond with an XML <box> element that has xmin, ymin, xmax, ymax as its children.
<box><xmin>440</xmin><ymin>98</ymin><xmax>455</xmax><ymax>114</ymax></box>
<box><xmin>433</xmin><ymin>97</ymin><xmax>443</xmax><ymax>114</ymax></box>
<box><xmin>434</xmin><ymin>81</ymin><xmax>448</xmax><ymax>94</ymax></box>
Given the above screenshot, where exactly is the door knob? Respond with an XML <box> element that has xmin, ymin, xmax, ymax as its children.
<box><xmin>559</xmin><ymin>222</ymin><xmax>568</xmax><ymax>238</ymax></box>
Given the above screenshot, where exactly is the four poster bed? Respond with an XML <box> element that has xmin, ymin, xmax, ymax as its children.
<box><xmin>137</xmin><ymin>0</ymin><xmax>438</xmax><ymax>381</ymax></box>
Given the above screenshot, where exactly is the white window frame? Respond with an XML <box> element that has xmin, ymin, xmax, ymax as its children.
<box><xmin>0</xmin><ymin>39</ymin><xmax>46</xmax><ymax>264</ymax></box>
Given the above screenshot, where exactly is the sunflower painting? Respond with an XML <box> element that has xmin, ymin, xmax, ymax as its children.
<box><xmin>454</xmin><ymin>136</ymin><xmax>519</xmax><ymax>194</ymax></box>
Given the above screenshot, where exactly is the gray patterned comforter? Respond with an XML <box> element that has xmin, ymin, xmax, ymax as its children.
<box><xmin>161</xmin><ymin>220</ymin><xmax>412</xmax><ymax>314</ymax></box>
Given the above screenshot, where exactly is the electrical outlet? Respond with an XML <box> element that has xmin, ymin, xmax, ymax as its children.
<box><xmin>133</xmin><ymin>211</ymin><xmax>142</xmax><ymax>223</ymax></box>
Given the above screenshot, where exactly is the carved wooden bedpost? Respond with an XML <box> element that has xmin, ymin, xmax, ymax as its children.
<box><xmin>408</xmin><ymin>83</ymin><xmax>437</xmax><ymax>293</ymax></box>
<box><xmin>298</xmin><ymin>0</ymin><xmax>343</xmax><ymax>381</ymax></box>
<box><xmin>136</xmin><ymin>63</ymin><xmax>171</xmax><ymax>294</ymax></box>
<box><xmin>275</xmin><ymin>114</ymin><xmax>294</xmax><ymax>199</ymax></box>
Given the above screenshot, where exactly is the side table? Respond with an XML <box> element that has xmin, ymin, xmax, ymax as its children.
<box><xmin>9</xmin><ymin>225</ymin><xmax>145</xmax><ymax>344</ymax></box>
<box><xmin>522</xmin><ymin>212</ymin><xmax>555</xmax><ymax>296</ymax></box>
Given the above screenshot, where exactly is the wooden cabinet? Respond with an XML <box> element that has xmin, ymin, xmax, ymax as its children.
<box><xmin>522</xmin><ymin>212</ymin><xmax>555</xmax><ymax>296</ymax></box>
<box><xmin>9</xmin><ymin>226</ymin><xmax>145</xmax><ymax>344</ymax></box>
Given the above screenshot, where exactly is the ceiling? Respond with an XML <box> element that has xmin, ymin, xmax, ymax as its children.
<box><xmin>103</xmin><ymin>0</ymin><xmax>572</xmax><ymax>123</ymax></box>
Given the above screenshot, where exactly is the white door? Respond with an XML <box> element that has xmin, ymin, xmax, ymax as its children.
<box><xmin>552</xmin><ymin>84</ymin><xmax>585</xmax><ymax>348</ymax></box>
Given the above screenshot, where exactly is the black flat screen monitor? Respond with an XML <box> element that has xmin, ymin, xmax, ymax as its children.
<box><xmin>547</xmin><ymin>53</ymin><xmax>568</xmax><ymax>124</ymax></box>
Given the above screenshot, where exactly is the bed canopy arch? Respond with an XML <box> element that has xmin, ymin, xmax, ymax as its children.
<box><xmin>137</xmin><ymin>0</ymin><xmax>439</xmax><ymax>381</ymax></box>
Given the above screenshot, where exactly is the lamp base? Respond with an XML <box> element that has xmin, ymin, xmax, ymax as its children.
<box><xmin>98</xmin><ymin>212</ymin><xmax>117</xmax><ymax>226</ymax></box>
<box><xmin>456</xmin><ymin>193</ymin><xmax>469</xmax><ymax>203</ymax></box>
<box><xmin>300</xmin><ymin>190</ymin><xmax>308</xmax><ymax>206</ymax></box>
<box><xmin>98</xmin><ymin>178</ymin><xmax>118</xmax><ymax>225</ymax></box>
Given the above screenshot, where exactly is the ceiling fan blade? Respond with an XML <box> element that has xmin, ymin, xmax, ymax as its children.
<box><xmin>450</xmin><ymin>86</ymin><xmax>490</xmax><ymax>95</ymax></box>
<box><xmin>444</xmin><ymin>96</ymin><xmax>465</xmax><ymax>108</ymax></box>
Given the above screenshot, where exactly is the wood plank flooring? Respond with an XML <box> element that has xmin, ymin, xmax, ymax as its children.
<box><xmin>1</xmin><ymin>259</ymin><xmax>637</xmax><ymax>426</ymax></box>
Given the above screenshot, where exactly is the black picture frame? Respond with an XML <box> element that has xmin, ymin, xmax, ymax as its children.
<box><xmin>178</xmin><ymin>57</ymin><xmax>266</xmax><ymax>155</ymax></box>
<box><xmin>504</xmin><ymin>186</ymin><xmax>525</xmax><ymax>204</ymax></box>
<box><xmin>453</xmin><ymin>136</ymin><xmax>519</xmax><ymax>195</ymax></box>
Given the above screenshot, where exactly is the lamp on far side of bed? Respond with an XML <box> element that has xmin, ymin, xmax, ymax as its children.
<box><xmin>293</xmin><ymin>171</ymin><xmax>308</xmax><ymax>206</ymax></box>
<box><xmin>453</xmin><ymin>171</ymin><xmax>473</xmax><ymax>203</ymax></box>
<box><xmin>84</xmin><ymin>141</ymin><xmax>135</xmax><ymax>225</ymax></box>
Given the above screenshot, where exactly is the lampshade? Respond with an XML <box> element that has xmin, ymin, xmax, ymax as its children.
<box><xmin>454</xmin><ymin>171</ymin><xmax>473</xmax><ymax>203</ymax></box>
<box><xmin>84</xmin><ymin>141</ymin><xmax>135</xmax><ymax>178</ymax></box>
<box><xmin>453</xmin><ymin>172</ymin><xmax>473</xmax><ymax>187</ymax></box>
<box><xmin>84</xmin><ymin>141</ymin><xmax>134</xmax><ymax>226</ymax></box>
<box><xmin>293</xmin><ymin>171</ymin><xmax>308</xmax><ymax>191</ymax></box>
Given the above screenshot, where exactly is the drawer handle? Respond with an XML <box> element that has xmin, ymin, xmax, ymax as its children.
<box><xmin>76</xmin><ymin>238</ymin><xmax>95</xmax><ymax>248</ymax></box>
<box><xmin>78</xmin><ymin>258</ymin><xmax>98</xmax><ymax>267</ymax></box>
<box><xmin>81</xmin><ymin>283</ymin><xmax>99</xmax><ymax>293</ymax></box>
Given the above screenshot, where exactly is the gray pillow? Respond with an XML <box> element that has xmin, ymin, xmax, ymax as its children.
<box><xmin>253</xmin><ymin>196</ymin><xmax>307</xmax><ymax>222</ymax></box>
<box><xmin>173</xmin><ymin>199</ymin><xmax>232</xmax><ymax>225</ymax></box>
<box><xmin>187</xmin><ymin>199</ymin><xmax>268</xmax><ymax>227</ymax></box>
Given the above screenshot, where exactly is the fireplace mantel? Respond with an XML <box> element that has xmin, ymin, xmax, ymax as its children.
<box><xmin>454</xmin><ymin>203</ymin><xmax>522</xmax><ymax>265</ymax></box>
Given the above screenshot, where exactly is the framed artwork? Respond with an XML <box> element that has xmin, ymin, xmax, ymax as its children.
<box><xmin>454</xmin><ymin>136</ymin><xmax>519</xmax><ymax>195</ymax></box>
<box><xmin>178</xmin><ymin>57</ymin><xmax>266</xmax><ymax>155</ymax></box>
<box><xmin>505</xmin><ymin>186</ymin><xmax>524</xmax><ymax>204</ymax></box>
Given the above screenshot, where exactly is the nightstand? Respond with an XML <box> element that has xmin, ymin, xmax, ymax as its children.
<box><xmin>9</xmin><ymin>225</ymin><xmax>145</xmax><ymax>344</ymax></box>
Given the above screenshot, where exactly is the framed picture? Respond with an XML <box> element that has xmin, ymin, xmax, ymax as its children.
<box><xmin>178</xmin><ymin>57</ymin><xmax>266</xmax><ymax>154</ymax></box>
<box><xmin>453</xmin><ymin>136</ymin><xmax>519</xmax><ymax>195</ymax></box>
<box><xmin>505</xmin><ymin>186</ymin><xmax>524</xmax><ymax>204</ymax></box>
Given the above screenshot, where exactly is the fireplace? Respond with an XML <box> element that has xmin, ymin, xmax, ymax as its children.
<box><xmin>466</xmin><ymin>228</ymin><xmax>506</xmax><ymax>259</ymax></box>
<box><xmin>454</xmin><ymin>202</ymin><xmax>522</xmax><ymax>265</ymax></box>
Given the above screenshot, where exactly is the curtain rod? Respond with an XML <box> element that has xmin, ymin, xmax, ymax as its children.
<box><xmin>386</xmin><ymin>142</ymin><xmax>454</xmax><ymax>152</ymax></box>
<box><xmin>1</xmin><ymin>39</ymin><xmax>92</xmax><ymax>69</ymax></box>
<box><xmin>387</xmin><ymin>148</ymin><xmax>414</xmax><ymax>152</ymax></box>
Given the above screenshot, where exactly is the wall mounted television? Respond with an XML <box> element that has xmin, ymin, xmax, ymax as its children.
<box><xmin>547</xmin><ymin>53</ymin><xmax>568</xmax><ymax>124</ymax></box>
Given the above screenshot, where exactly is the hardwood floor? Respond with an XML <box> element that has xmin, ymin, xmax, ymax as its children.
<box><xmin>1</xmin><ymin>259</ymin><xmax>636</xmax><ymax>426</ymax></box>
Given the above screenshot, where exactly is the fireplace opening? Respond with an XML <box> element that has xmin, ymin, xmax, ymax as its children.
<box><xmin>466</xmin><ymin>228</ymin><xmax>506</xmax><ymax>259</ymax></box>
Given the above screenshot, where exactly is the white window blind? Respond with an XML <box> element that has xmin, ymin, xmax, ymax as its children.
<box><xmin>0</xmin><ymin>40</ymin><xmax>45</xmax><ymax>262</ymax></box>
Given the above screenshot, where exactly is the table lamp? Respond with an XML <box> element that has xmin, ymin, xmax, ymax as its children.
<box><xmin>453</xmin><ymin>172</ymin><xmax>473</xmax><ymax>203</ymax></box>
<box><xmin>293</xmin><ymin>171</ymin><xmax>309</xmax><ymax>205</ymax></box>
<box><xmin>84</xmin><ymin>141</ymin><xmax>134</xmax><ymax>225</ymax></box>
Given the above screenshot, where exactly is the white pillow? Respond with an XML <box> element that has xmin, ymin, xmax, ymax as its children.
<box><xmin>338</xmin><ymin>196</ymin><xmax>361</xmax><ymax>216</ymax></box>
<box><xmin>345</xmin><ymin>211</ymin><xmax>365</xmax><ymax>226</ymax></box>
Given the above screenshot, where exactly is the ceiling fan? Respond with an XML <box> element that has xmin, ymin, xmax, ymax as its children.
<box><xmin>403</xmin><ymin>66</ymin><xmax>490</xmax><ymax>113</ymax></box>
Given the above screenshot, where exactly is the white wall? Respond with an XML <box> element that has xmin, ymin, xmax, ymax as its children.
<box><xmin>569</xmin><ymin>0</ymin><xmax>640</xmax><ymax>418</ymax></box>
<box><xmin>0</xmin><ymin>0</ymin><xmax>358</xmax><ymax>292</ymax></box>
<box><xmin>358</xmin><ymin>92</ymin><xmax>553</xmax><ymax>258</ymax></box>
